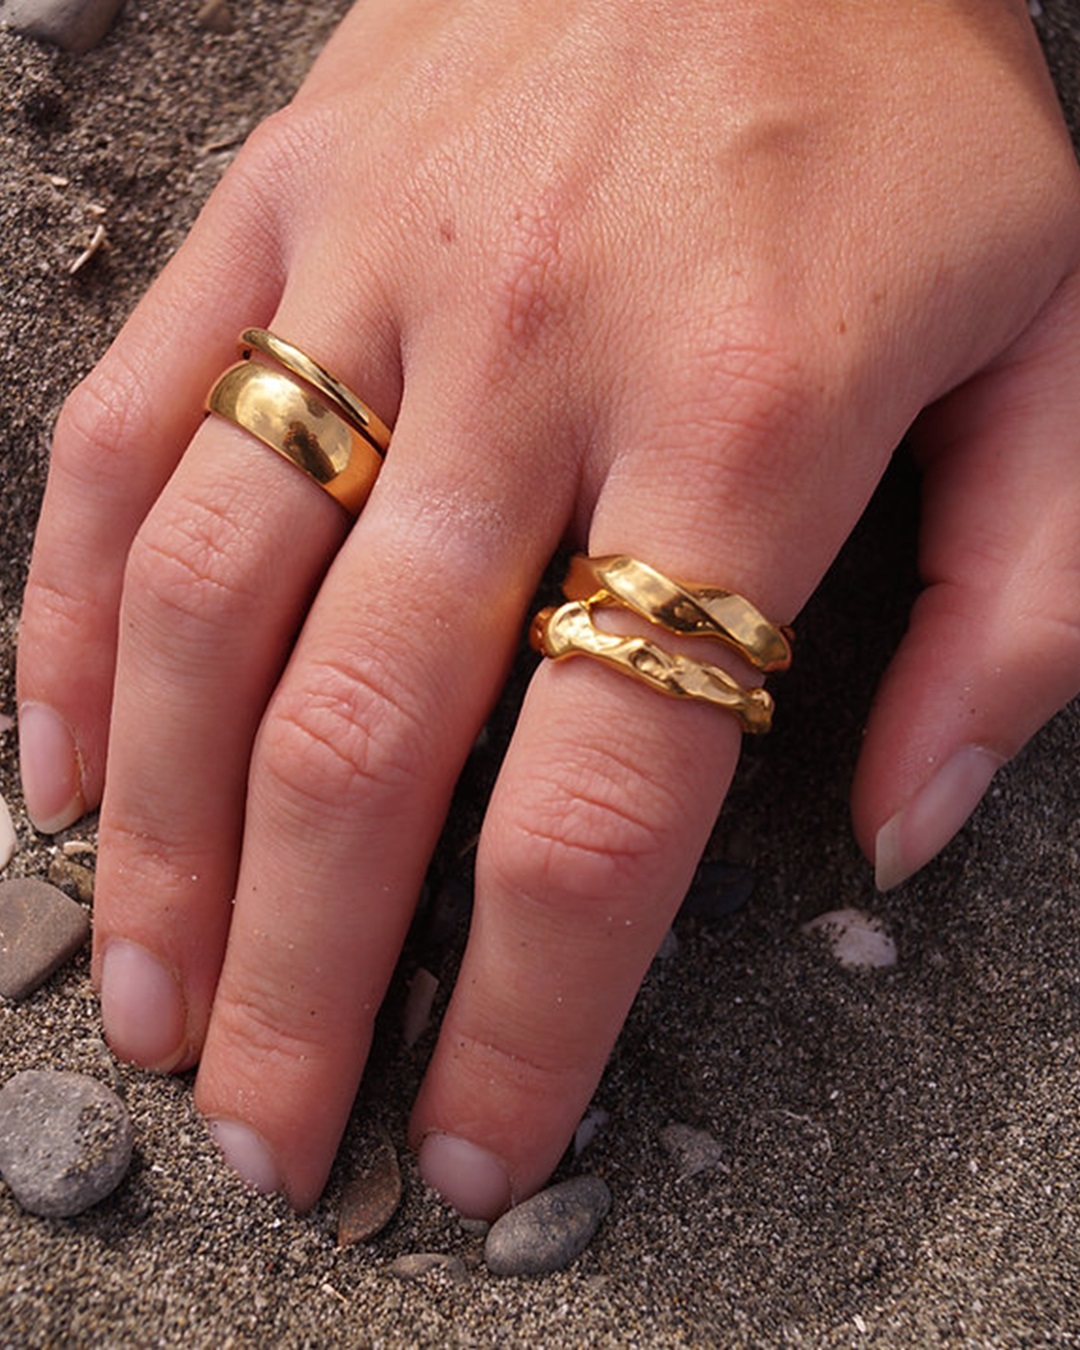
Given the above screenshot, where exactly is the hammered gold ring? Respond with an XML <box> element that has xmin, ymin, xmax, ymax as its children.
<box><xmin>530</xmin><ymin>554</ymin><xmax>791</xmax><ymax>734</ymax></box>
<box><xmin>205</xmin><ymin>330</ymin><xmax>390</xmax><ymax>516</ymax></box>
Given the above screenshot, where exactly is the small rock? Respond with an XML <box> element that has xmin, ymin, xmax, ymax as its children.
<box><xmin>0</xmin><ymin>878</ymin><xmax>91</xmax><ymax>1001</ymax></box>
<box><xmin>337</xmin><ymin>1134</ymin><xmax>403</xmax><ymax>1246</ymax></box>
<box><xmin>802</xmin><ymin>908</ymin><xmax>898</xmax><ymax>969</ymax></box>
<box><xmin>195</xmin><ymin>0</ymin><xmax>233</xmax><ymax>34</ymax></box>
<box><xmin>47</xmin><ymin>854</ymin><xmax>95</xmax><ymax>905</ymax></box>
<box><xmin>389</xmin><ymin>1252</ymin><xmax>468</xmax><ymax>1282</ymax></box>
<box><xmin>0</xmin><ymin>1070</ymin><xmax>133</xmax><ymax>1217</ymax></box>
<box><xmin>484</xmin><ymin>1176</ymin><xmax>611</xmax><ymax>1277</ymax></box>
<box><xmin>0</xmin><ymin>0</ymin><xmax>127</xmax><ymax>53</ymax></box>
<box><xmin>658</xmin><ymin>1123</ymin><xmax>727</xmax><ymax>1179</ymax></box>
<box><xmin>0</xmin><ymin>793</ymin><xmax>15</xmax><ymax>872</ymax></box>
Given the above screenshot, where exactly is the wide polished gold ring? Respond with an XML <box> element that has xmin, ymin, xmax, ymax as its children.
<box><xmin>529</xmin><ymin>553</ymin><xmax>791</xmax><ymax>734</ymax></box>
<box><xmin>239</xmin><ymin>328</ymin><xmax>391</xmax><ymax>457</ymax></box>
<box><xmin>206</xmin><ymin>361</ymin><xmax>384</xmax><ymax>515</ymax></box>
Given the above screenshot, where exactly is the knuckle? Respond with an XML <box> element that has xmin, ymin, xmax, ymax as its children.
<box><xmin>124</xmin><ymin>489</ymin><xmax>260</xmax><ymax>631</ymax></box>
<box><xmin>52</xmin><ymin>350</ymin><xmax>150</xmax><ymax>492</ymax></box>
<box><xmin>492</xmin><ymin>752</ymin><xmax>676</xmax><ymax>915</ymax></box>
<box><xmin>21</xmin><ymin>569</ymin><xmax>100</xmax><ymax>645</ymax></box>
<box><xmin>214</xmin><ymin>984</ymin><xmax>331</xmax><ymax>1077</ymax></box>
<box><xmin>224</xmin><ymin>102</ymin><xmax>339</xmax><ymax>231</ymax></box>
<box><xmin>260</xmin><ymin>651</ymin><xmax>429</xmax><ymax>814</ymax></box>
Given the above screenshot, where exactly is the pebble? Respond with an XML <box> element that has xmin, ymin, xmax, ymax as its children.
<box><xmin>195</xmin><ymin>0</ymin><xmax>234</xmax><ymax>35</ymax></box>
<box><xmin>0</xmin><ymin>878</ymin><xmax>91</xmax><ymax>1002</ymax></box>
<box><xmin>337</xmin><ymin>1134</ymin><xmax>403</xmax><ymax>1247</ymax></box>
<box><xmin>677</xmin><ymin>859</ymin><xmax>755</xmax><ymax>922</ymax></box>
<box><xmin>47</xmin><ymin>854</ymin><xmax>95</xmax><ymax>905</ymax></box>
<box><xmin>0</xmin><ymin>793</ymin><xmax>15</xmax><ymax>873</ymax></box>
<box><xmin>802</xmin><ymin>908</ymin><xmax>898</xmax><ymax>969</ymax></box>
<box><xmin>484</xmin><ymin>1176</ymin><xmax>611</xmax><ymax>1277</ymax></box>
<box><xmin>0</xmin><ymin>0</ymin><xmax>127</xmax><ymax>53</ymax></box>
<box><xmin>389</xmin><ymin>1252</ymin><xmax>468</xmax><ymax>1282</ymax></box>
<box><xmin>658</xmin><ymin>1123</ymin><xmax>727</xmax><ymax>1179</ymax></box>
<box><xmin>0</xmin><ymin>1070</ymin><xmax>133</xmax><ymax>1217</ymax></box>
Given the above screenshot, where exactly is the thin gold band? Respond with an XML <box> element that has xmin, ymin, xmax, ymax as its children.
<box><xmin>239</xmin><ymin>328</ymin><xmax>391</xmax><ymax>458</ymax></box>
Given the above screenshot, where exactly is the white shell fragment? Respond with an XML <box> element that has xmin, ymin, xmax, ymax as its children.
<box><xmin>0</xmin><ymin>793</ymin><xmax>15</xmax><ymax>872</ymax></box>
<box><xmin>802</xmin><ymin>908</ymin><xmax>897</xmax><ymax>969</ymax></box>
<box><xmin>402</xmin><ymin>967</ymin><xmax>439</xmax><ymax>1048</ymax></box>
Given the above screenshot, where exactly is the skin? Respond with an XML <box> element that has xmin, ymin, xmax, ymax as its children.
<box><xmin>16</xmin><ymin>0</ymin><xmax>1080</xmax><ymax>1214</ymax></box>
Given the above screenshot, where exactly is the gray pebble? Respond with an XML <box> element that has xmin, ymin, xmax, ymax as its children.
<box><xmin>389</xmin><ymin>1252</ymin><xmax>468</xmax><ymax>1282</ymax></box>
<box><xmin>484</xmin><ymin>1176</ymin><xmax>611</xmax><ymax>1277</ymax></box>
<box><xmin>0</xmin><ymin>878</ymin><xmax>90</xmax><ymax>1002</ymax></box>
<box><xmin>0</xmin><ymin>0</ymin><xmax>126</xmax><ymax>53</ymax></box>
<box><xmin>658</xmin><ymin>1123</ymin><xmax>727</xmax><ymax>1179</ymax></box>
<box><xmin>0</xmin><ymin>1070</ymin><xmax>134</xmax><ymax>1217</ymax></box>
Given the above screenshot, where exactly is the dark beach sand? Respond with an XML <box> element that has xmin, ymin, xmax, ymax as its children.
<box><xmin>2</xmin><ymin>3</ymin><xmax>1079</xmax><ymax>1344</ymax></box>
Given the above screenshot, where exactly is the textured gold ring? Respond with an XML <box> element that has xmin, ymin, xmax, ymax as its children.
<box><xmin>205</xmin><ymin>361</ymin><xmax>383</xmax><ymax>515</ymax></box>
<box><xmin>529</xmin><ymin>553</ymin><xmax>791</xmax><ymax>734</ymax></box>
<box><xmin>562</xmin><ymin>554</ymin><xmax>792</xmax><ymax>673</ymax></box>
<box><xmin>239</xmin><ymin>328</ymin><xmax>391</xmax><ymax>457</ymax></box>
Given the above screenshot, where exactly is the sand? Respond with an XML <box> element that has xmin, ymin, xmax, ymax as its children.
<box><xmin>1</xmin><ymin>2</ymin><xmax>1079</xmax><ymax>1344</ymax></box>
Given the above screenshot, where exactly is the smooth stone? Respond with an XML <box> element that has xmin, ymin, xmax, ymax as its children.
<box><xmin>802</xmin><ymin>908</ymin><xmax>898</xmax><ymax>969</ymax></box>
<box><xmin>0</xmin><ymin>0</ymin><xmax>126</xmax><ymax>53</ymax></box>
<box><xmin>195</xmin><ymin>0</ymin><xmax>233</xmax><ymax>34</ymax></box>
<box><xmin>0</xmin><ymin>793</ymin><xmax>15</xmax><ymax>872</ymax></box>
<box><xmin>337</xmin><ymin>1134</ymin><xmax>403</xmax><ymax>1247</ymax></box>
<box><xmin>484</xmin><ymin>1176</ymin><xmax>611</xmax><ymax>1277</ymax></box>
<box><xmin>658</xmin><ymin>1123</ymin><xmax>727</xmax><ymax>1179</ymax></box>
<box><xmin>0</xmin><ymin>878</ymin><xmax>91</xmax><ymax>1001</ymax></box>
<box><xmin>47</xmin><ymin>854</ymin><xmax>95</xmax><ymax>905</ymax></box>
<box><xmin>389</xmin><ymin>1252</ymin><xmax>468</xmax><ymax>1282</ymax></box>
<box><xmin>0</xmin><ymin>1070</ymin><xmax>133</xmax><ymax>1217</ymax></box>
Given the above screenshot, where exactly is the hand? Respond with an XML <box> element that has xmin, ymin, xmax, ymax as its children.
<box><xmin>17</xmin><ymin>0</ymin><xmax>1080</xmax><ymax>1215</ymax></box>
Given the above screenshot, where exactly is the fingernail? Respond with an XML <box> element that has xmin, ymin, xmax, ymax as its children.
<box><xmin>875</xmin><ymin>745</ymin><xmax>1004</xmax><ymax>892</ymax></box>
<box><xmin>18</xmin><ymin>703</ymin><xmax>85</xmax><ymax>834</ymax></box>
<box><xmin>100</xmin><ymin>939</ymin><xmax>186</xmax><ymax>1070</ymax></box>
<box><xmin>419</xmin><ymin>1132</ymin><xmax>512</xmax><ymax>1220</ymax></box>
<box><xmin>206</xmin><ymin>1119</ymin><xmax>282</xmax><ymax>1196</ymax></box>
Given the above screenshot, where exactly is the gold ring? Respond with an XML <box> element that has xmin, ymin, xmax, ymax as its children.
<box><xmin>529</xmin><ymin>554</ymin><xmax>791</xmax><ymax>734</ymax></box>
<box><xmin>562</xmin><ymin>554</ymin><xmax>792</xmax><ymax>672</ymax></box>
<box><xmin>239</xmin><ymin>328</ymin><xmax>391</xmax><ymax>457</ymax></box>
<box><xmin>531</xmin><ymin>600</ymin><xmax>775</xmax><ymax>733</ymax></box>
<box><xmin>205</xmin><ymin>361</ymin><xmax>383</xmax><ymax>515</ymax></box>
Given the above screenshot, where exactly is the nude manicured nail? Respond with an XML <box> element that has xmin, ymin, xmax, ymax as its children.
<box><xmin>100</xmin><ymin>939</ymin><xmax>186</xmax><ymax>1070</ymax></box>
<box><xmin>207</xmin><ymin>1119</ymin><xmax>282</xmax><ymax>1196</ymax></box>
<box><xmin>875</xmin><ymin>745</ymin><xmax>1004</xmax><ymax>892</ymax></box>
<box><xmin>419</xmin><ymin>1132</ymin><xmax>512</xmax><ymax>1219</ymax></box>
<box><xmin>18</xmin><ymin>702</ymin><xmax>84</xmax><ymax>834</ymax></box>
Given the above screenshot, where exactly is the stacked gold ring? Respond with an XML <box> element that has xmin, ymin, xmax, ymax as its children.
<box><xmin>205</xmin><ymin>328</ymin><xmax>390</xmax><ymax>516</ymax></box>
<box><xmin>530</xmin><ymin>554</ymin><xmax>791</xmax><ymax>734</ymax></box>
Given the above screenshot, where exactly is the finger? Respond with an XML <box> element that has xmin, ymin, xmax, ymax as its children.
<box><xmin>190</xmin><ymin>343</ymin><xmax>579</xmax><ymax>1210</ymax></box>
<box><xmin>89</xmin><ymin>279</ymin><xmax>405</xmax><ymax>1072</ymax></box>
<box><xmin>407</xmin><ymin>346</ymin><xmax>882</xmax><ymax>1218</ymax></box>
<box><xmin>16</xmin><ymin>133</ymin><xmax>290</xmax><ymax>833</ymax></box>
<box><xmin>852</xmin><ymin>272</ymin><xmax>1080</xmax><ymax>889</ymax></box>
